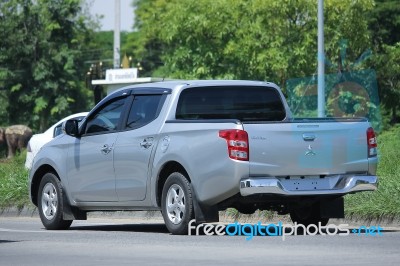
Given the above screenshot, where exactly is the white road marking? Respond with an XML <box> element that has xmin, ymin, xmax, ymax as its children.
<box><xmin>0</xmin><ymin>221</ymin><xmax>130</xmax><ymax>233</ymax></box>
<box><xmin>0</xmin><ymin>228</ymin><xmax>73</xmax><ymax>233</ymax></box>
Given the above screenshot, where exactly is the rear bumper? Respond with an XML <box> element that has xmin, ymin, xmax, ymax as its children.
<box><xmin>240</xmin><ymin>175</ymin><xmax>378</xmax><ymax>196</ymax></box>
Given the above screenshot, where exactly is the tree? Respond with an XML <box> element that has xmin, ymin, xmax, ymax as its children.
<box><xmin>369</xmin><ymin>0</ymin><xmax>400</xmax><ymax>47</ymax></box>
<box><xmin>128</xmin><ymin>0</ymin><xmax>400</xmax><ymax>127</ymax></box>
<box><xmin>122</xmin><ymin>0</ymin><xmax>171</xmax><ymax>77</ymax></box>
<box><xmin>367</xmin><ymin>0</ymin><xmax>400</xmax><ymax>124</ymax></box>
<box><xmin>126</xmin><ymin>0</ymin><xmax>373</xmax><ymax>90</ymax></box>
<box><xmin>375</xmin><ymin>44</ymin><xmax>400</xmax><ymax>123</ymax></box>
<box><xmin>0</xmin><ymin>0</ymin><xmax>94</xmax><ymax>131</ymax></box>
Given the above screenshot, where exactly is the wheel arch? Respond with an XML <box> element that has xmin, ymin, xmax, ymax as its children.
<box><xmin>156</xmin><ymin>161</ymin><xmax>190</xmax><ymax>207</ymax></box>
<box><xmin>31</xmin><ymin>164</ymin><xmax>59</xmax><ymax>206</ymax></box>
<box><xmin>156</xmin><ymin>160</ymin><xmax>219</xmax><ymax>225</ymax></box>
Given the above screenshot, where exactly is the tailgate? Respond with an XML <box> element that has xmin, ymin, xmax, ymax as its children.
<box><xmin>244</xmin><ymin>121</ymin><xmax>370</xmax><ymax>176</ymax></box>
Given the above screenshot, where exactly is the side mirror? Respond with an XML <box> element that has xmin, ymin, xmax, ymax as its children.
<box><xmin>62</xmin><ymin>119</ymin><xmax>79</xmax><ymax>137</ymax></box>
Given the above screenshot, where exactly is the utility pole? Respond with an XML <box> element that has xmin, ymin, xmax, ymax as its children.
<box><xmin>317</xmin><ymin>0</ymin><xmax>325</xmax><ymax>117</ymax></box>
<box><xmin>114</xmin><ymin>0</ymin><xmax>121</xmax><ymax>69</ymax></box>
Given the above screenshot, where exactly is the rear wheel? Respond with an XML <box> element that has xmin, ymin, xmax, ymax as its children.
<box><xmin>290</xmin><ymin>202</ymin><xmax>329</xmax><ymax>227</ymax></box>
<box><xmin>38</xmin><ymin>173</ymin><xmax>72</xmax><ymax>230</ymax></box>
<box><xmin>161</xmin><ymin>172</ymin><xmax>194</xmax><ymax>235</ymax></box>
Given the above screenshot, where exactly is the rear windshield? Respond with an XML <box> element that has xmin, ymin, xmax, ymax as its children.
<box><xmin>176</xmin><ymin>86</ymin><xmax>286</xmax><ymax>121</ymax></box>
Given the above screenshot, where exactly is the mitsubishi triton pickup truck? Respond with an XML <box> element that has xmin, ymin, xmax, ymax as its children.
<box><xmin>29</xmin><ymin>80</ymin><xmax>378</xmax><ymax>234</ymax></box>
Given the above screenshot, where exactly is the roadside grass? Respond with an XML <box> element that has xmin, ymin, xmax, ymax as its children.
<box><xmin>0</xmin><ymin>127</ymin><xmax>399</xmax><ymax>220</ymax></box>
<box><xmin>0</xmin><ymin>151</ymin><xmax>30</xmax><ymax>209</ymax></box>
<box><xmin>345</xmin><ymin>126</ymin><xmax>400</xmax><ymax>219</ymax></box>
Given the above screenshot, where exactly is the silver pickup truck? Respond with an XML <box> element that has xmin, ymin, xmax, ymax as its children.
<box><xmin>29</xmin><ymin>80</ymin><xmax>378</xmax><ymax>234</ymax></box>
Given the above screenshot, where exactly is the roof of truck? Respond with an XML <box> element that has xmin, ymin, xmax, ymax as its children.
<box><xmin>115</xmin><ymin>79</ymin><xmax>278</xmax><ymax>92</ymax></box>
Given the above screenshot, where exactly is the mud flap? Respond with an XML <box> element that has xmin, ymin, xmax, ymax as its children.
<box><xmin>190</xmin><ymin>184</ymin><xmax>219</xmax><ymax>224</ymax></box>
<box><xmin>62</xmin><ymin>191</ymin><xmax>87</xmax><ymax>220</ymax></box>
<box><xmin>320</xmin><ymin>197</ymin><xmax>344</xmax><ymax>218</ymax></box>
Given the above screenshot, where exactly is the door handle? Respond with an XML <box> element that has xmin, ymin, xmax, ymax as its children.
<box><xmin>100</xmin><ymin>144</ymin><xmax>113</xmax><ymax>155</ymax></box>
<box><xmin>140</xmin><ymin>143</ymin><xmax>152</xmax><ymax>149</ymax></box>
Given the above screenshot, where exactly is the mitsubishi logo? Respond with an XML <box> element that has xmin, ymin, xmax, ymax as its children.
<box><xmin>305</xmin><ymin>145</ymin><xmax>316</xmax><ymax>156</ymax></box>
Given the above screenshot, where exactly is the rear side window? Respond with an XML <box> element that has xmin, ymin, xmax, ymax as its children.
<box><xmin>176</xmin><ymin>86</ymin><xmax>286</xmax><ymax>121</ymax></box>
<box><xmin>125</xmin><ymin>95</ymin><xmax>163</xmax><ymax>130</ymax></box>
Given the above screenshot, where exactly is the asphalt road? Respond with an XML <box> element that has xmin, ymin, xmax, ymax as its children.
<box><xmin>0</xmin><ymin>216</ymin><xmax>399</xmax><ymax>266</ymax></box>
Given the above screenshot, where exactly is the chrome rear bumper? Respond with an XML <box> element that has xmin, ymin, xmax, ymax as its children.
<box><xmin>240</xmin><ymin>175</ymin><xmax>378</xmax><ymax>196</ymax></box>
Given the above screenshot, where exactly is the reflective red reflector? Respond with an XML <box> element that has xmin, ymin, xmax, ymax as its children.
<box><xmin>367</xmin><ymin>127</ymin><xmax>377</xmax><ymax>157</ymax></box>
<box><xmin>219</xmin><ymin>129</ymin><xmax>249</xmax><ymax>161</ymax></box>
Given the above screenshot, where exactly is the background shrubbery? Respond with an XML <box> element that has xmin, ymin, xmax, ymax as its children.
<box><xmin>0</xmin><ymin>151</ymin><xmax>30</xmax><ymax>209</ymax></box>
<box><xmin>345</xmin><ymin>126</ymin><xmax>400</xmax><ymax>218</ymax></box>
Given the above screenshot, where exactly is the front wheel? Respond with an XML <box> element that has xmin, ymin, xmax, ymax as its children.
<box><xmin>38</xmin><ymin>173</ymin><xmax>72</xmax><ymax>230</ymax></box>
<box><xmin>161</xmin><ymin>172</ymin><xmax>194</xmax><ymax>235</ymax></box>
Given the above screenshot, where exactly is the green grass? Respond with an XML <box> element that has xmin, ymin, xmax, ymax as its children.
<box><xmin>0</xmin><ymin>151</ymin><xmax>30</xmax><ymax>209</ymax></box>
<box><xmin>345</xmin><ymin>126</ymin><xmax>400</xmax><ymax>219</ymax></box>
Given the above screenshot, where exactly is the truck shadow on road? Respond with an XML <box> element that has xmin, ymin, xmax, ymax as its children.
<box><xmin>67</xmin><ymin>222</ymin><xmax>399</xmax><ymax>236</ymax></box>
<box><xmin>69</xmin><ymin>223</ymin><xmax>170</xmax><ymax>234</ymax></box>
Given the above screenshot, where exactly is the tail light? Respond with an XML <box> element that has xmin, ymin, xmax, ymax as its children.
<box><xmin>219</xmin><ymin>129</ymin><xmax>249</xmax><ymax>161</ymax></box>
<box><xmin>367</xmin><ymin>127</ymin><xmax>377</xmax><ymax>157</ymax></box>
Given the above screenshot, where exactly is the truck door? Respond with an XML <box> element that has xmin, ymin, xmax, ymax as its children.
<box><xmin>67</xmin><ymin>97</ymin><xmax>127</xmax><ymax>202</ymax></box>
<box><xmin>113</xmin><ymin>93</ymin><xmax>166</xmax><ymax>201</ymax></box>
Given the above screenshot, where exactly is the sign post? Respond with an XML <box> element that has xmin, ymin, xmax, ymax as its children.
<box><xmin>317</xmin><ymin>0</ymin><xmax>325</xmax><ymax>118</ymax></box>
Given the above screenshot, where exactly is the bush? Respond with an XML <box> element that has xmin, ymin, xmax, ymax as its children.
<box><xmin>345</xmin><ymin>126</ymin><xmax>400</xmax><ymax>218</ymax></box>
<box><xmin>0</xmin><ymin>151</ymin><xmax>30</xmax><ymax>208</ymax></box>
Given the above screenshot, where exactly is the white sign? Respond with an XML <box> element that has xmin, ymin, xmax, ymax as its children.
<box><xmin>106</xmin><ymin>68</ymin><xmax>138</xmax><ymax>82</ymax></box>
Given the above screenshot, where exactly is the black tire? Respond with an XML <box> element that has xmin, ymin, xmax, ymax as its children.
<box><xmin>38</xmin><ymin>173</ymin><xmax>72</xmax><ymax>230</ymax></box>
<box><xmin>289</xmin><ymin>202</ymin><xmax>329</xmax><ymax>227</ymax></box>
<box><xmin>161</xmin><ymin>172</ymin><xmax>194</xmax><ymax>235</ymax></box>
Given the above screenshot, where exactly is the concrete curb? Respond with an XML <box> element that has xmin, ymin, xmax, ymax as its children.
<box><xmin>0</xmin><ymin>206</ymin><xmax>165</xmax><ymax>220</ymax></box>
<box><xmin>0</xmin><ymin>206</ymin><xmax>39</xmax><ymax>218</ymax></box>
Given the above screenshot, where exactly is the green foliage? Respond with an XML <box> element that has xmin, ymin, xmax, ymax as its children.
<box><xmin>84</xmin><ymin>30</ymin><xmax>130</xmax><ymax>71</ymax></box>
<box><xmin>0</xmin><ymin>151</ymin><xmax>30</xmax><ymax>208</ymax></box>
<box><xmin>345</xmin><ymin>126</ymin><xmax>400</xmax><ymax>218</ymax></box>
<box><xmin>125</xmin><ymin>0</ymin><xmax>400</xmax><ymax>130</ymax></box>
<box><xmin>129</xmin><ymin>0</ymin><xmax>399</xmax><ymax>131</ymax></box>
<box><xmin>369</xmin><ymin>0</ymin><xmax>400</xmax><ymax>46</ymax></box>
<box><xmin>123</xmin><ymin>0</ymin><xmax>170</xmax><ymax>77</ymax></box>
<box><xmin>127</xmin><ymin>0</ymin><xmax>373</xmax><ymax>87</ymax></box>
<box><xmin>0</xmin><ymin>0</ymin><xmax>94</xmax><ymax>131</ymax></box>
<box><xmin>373</xmin><ymin>43</ymin><xmax>400</xmax><ymax>124</ymax></box>
<box><xmin>367</xmin><ymin>0</ymin><xmax>400</xmax><ymax>126</ymax></box>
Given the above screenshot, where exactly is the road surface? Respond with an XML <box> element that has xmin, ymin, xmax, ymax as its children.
<box><xmin>0</xmin><ymin>216</ymin><xmax>399</xmax><ymax>265</ymax></box>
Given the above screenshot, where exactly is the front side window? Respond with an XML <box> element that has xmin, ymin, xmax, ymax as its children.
<box><xmin>176</xmin><ymin>86</ymin><xmax>286</xmax><ymax>121</ymax></box>
<box><xmin>125</xmin><ymin>95</ymin><xmax>163</xmax><ymax>130</ymax></box>
<box><xmin>85</xmin><ymin>97</ymin><xmax>126</xmax><ymax>134</ymax></box>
